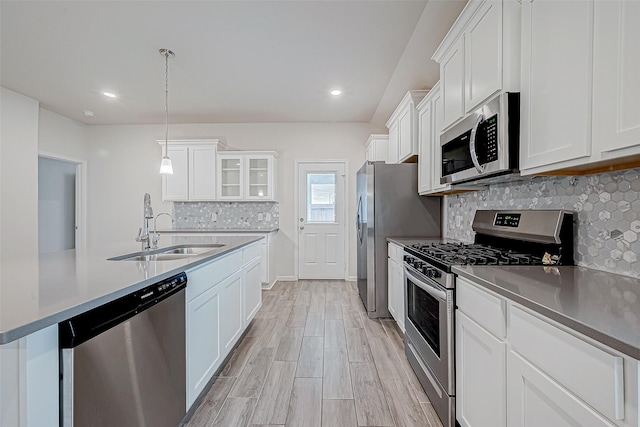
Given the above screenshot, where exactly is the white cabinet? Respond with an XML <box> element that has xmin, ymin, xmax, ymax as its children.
<box><xmin>220</xmin><ymin>271</ymin><xmax>244</xmax><ymax>354</ymax></box>
<box><xmin>593</xmin><ymin>1</ymin><xmax>640</xmax><ymax>161</ymax></box>
<box><xmin>457</xmin><ymin>276</ymin><xmax>639</xmax><ymax>427</ymax></box>
<box><xmin>0</xmin><ymin>325</ymin><xmax>59</xmax><ymax>427</ymax></box>
<box><xmin>387</xmin><ymin>242</ymin><xmax>405</xmax><ymax>332</ymax></box>
<box><xmin>433</xmin><ymin>0</ymin><xmax>520</xmax><ymax>131</ymax></box>
<box><xmin>417</xmin><ymin>83</ymin><xmax>452</xmax><ymax>195</ymax></box>
<box><xmin>456</xmin><ymin>278</ymin><xmax>507</xmax><ymax>427</ymax></box>
<box><xmin>507</xmin><ymin>351</ymin><xmax>616</xmax><ymax>427</ymax></box>
<box><xmin>243</xmin><ymin>257</ymin><xmax>262</xmax><ymax>327</ymax></box>
<box><xmin>217</xmin><ymin>151</ymin><xmax>277</xmax><ymax>201</ymax></box>
<box><xmin>159</xmin><ymin>140</ymin><xmax>222</xmax><ymax>202</ymax></box>
<box><xmin>365</xmin><ymin>134</ymin><xmax>389</xmax><ymax>163</ymax></box>
<box><xmin>386</xmin><ymin>91</ymin><xmax>428</xmax><ymax>164</ymax></box>
<box><xmin>519</xmin><ymin>0</ymin><xmax>593</xmax><ymax>173</ymax></box>
<box><xmin>456</xmin><ymin>311</ymin><xmax>506</xmax><ymax>427</ymax></box>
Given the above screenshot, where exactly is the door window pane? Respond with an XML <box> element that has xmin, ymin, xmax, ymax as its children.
<box><xmin>307</xmin><ymin>173</ymin><xmax>336</xmax><ymax>222</ymax></box>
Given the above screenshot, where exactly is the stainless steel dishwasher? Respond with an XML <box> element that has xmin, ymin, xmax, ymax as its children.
<box><xmin>59</xmin><ymin>272</ymin><xmax>187</xmax><ymax>427</ymax></box>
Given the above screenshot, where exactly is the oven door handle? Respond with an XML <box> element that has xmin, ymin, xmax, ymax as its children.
<box><xmin>469</xmin><ymin>113</ymin><xmax>485</xmax><ymax>174</ymax></box>
<box><xmin>404</xmin><ymin>267</ymin><xmax>447</xmax><ymax>301</ymax></box>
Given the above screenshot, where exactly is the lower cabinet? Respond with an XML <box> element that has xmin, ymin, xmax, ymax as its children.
<box><xmin>456</xmin><ymin>278</ymin><xmax>639</xmax><ymax>427</ymax></box>
<box><xmin>0</xmin><ymin>325</ymin><xmax>59</xmax><ymax>427</ymax></box>
<box><xmin>186</xmin><ymin>281</ymin><xmax>222</xmax><ymax>407</ymax></box>
<box><xmin>456</xmin><ymin>311</ymin><xmax>506</xmax><ymax>427</ymax></box>
<box><xmin>387</xmin><ymin>242</ymin><xmax>405</xmax><ymax>332</ymax></box>
<box><xmin>185</xmin><ymin>242</ymin><xmax>262</xmax><ymax>408</ymax></box>
<box><xmin>507</xmin><ymin>350</ymin><xmax>616</xmax><ymax>427</ymax></box>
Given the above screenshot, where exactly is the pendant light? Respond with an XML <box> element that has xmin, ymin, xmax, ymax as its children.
<box><xmin>159</xmin><ymin>48</ymin><xmax>175</xmax><ymax>174</ymax></box>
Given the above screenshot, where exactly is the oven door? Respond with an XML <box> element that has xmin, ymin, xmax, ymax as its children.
<box><xmin>404</xmin><ymin>265</ymin><xmax>454</xmax><ymax>394</ymax></box>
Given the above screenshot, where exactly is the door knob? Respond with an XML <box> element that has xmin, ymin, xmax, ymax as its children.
<box><xmin>300</xmin><ymin>226</ymin><xmax>305</xmax><ymax>230</ymax></box>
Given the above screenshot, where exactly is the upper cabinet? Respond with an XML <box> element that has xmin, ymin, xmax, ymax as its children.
<box><xmin>159</xmin><ymin>140</ymin><xmax>222</xmax><ymax>202</ymax></box>
<box><xmin>217</xmin><ymin>151</ymin><xmax>278</xmax><ymax>201</ymax></box>
<box><xmin>365</xmin><ymin>134</ymin><xmax>389</xmax><ymax>163</ymax></box>
<box><xmin>520</xmin><ymin>0</ymin><xmax>640</xmax><ymax>175</ymax></box>
<box><xmin>386</xmin><ymin>91</ymin><xmax>429</xmax><ymax>164</ymax></box>
<box><xmin>433</xmin><ymin>0</ymin><xmax>521</xmax><ymax>132</ymax></box>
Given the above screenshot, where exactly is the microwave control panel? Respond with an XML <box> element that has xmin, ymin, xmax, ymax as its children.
<box><xmin>479</xmin><ymin>114</ymin><xmax>499</xmax><ymax>164</ymax></box>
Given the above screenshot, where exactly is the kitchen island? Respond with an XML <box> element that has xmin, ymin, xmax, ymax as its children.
<box><xmin>0</xmin><ymin>235</ymin><xmax>263</xmax><ymax>427</ymax></box>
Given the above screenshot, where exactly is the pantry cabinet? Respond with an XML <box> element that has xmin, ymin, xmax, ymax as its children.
<box><xmin>365</xmin><ymin>134</ymin><xmax>389</xmax><ymax>163</ymax></box>
<box><xmin>386</xmin><ymin>91</ymin><xmax>428</xmax><ymax>164</ymax></box>
<box><xmin>387</xmin><ymin>242</ymin><xmax>405</xmax><ymax>332</ymax></box>
<box><xmin>159</xmin><ymin>140</ymin><xmax>222</xmax><ymax>202</ymax></box>
<box><xmin>217</xmin><ymin>152</ymin><xmax>277</xmax><ymax>201</ymax></box>
<box><xmin>433</xmin><ymin>0</ymin><xmax>520</xmax><ymax>132</ymax></box>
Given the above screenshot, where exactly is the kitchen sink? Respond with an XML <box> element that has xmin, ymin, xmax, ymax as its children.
<box><xmin>108</xmin><ymin>244</ymin><xmax>225</xmax><ymax>261</ymax></box>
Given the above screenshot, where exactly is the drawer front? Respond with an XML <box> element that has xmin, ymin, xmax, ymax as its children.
<box><xmin>457</xmin><ymin>278</ymin><xmax>506</xmax><ymax>338</ymax></box>
<box><xmin>510</xmin><ymin>306</ymin><xmax>625</xmax><ymax>422</ymax></box>
<box><xmin>187</xmin><ymin>251</ymin><xmax>243</xmax><ymax>300</ymax></box>
<box><xmin>242</xmin><ymin>242</ymin><xmax>261</xmax><ymax>265</ymax></box>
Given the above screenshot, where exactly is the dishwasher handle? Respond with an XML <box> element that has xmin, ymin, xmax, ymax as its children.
<box><xmin>59</xmin><ymin>272</ymin><xmax>187</xmax><ymax>348</ymax></box>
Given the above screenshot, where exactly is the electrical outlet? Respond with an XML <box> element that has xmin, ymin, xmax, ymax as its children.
<box><xmin>211</xmin><ymin>212</ymin><xmax>218</xmax><ymax>222</ymax></box>
<box><xmin>265</xmin><ymin>213</ymin><xmax>272</xmax><ymax>221</ymax></box>
<box><xmin>455</xmin><ymin>215</ymin><xmax>463</xmax><ymax>227</ymax></box>
<box><xmin>257</xmin><ymin>212</ymin><xmax>264</xmax><ymax>221</ymax></box>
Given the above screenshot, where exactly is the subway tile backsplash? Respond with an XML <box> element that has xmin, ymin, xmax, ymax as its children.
<box><xmin>444</xmin><ymin>168</ymin><xmax>640</xmax><ymax>278</ymax></box>
<box><xmin>173</xmin><ymin>201</ymin><xmax>279</xmax><ymax>230</ymax></box>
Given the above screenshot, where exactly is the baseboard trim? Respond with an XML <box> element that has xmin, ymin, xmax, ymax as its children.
<box><xmin>346</xmin><ymin>275</ymin><xmax>357</xmax><ymax>281</ymax></box>
<box><xmin>276</xmin><ymin>275</ymin><xmax>297</xmax><ymax>282</ymax></box>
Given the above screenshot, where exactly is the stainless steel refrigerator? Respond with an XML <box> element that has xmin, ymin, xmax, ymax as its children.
<box><xmin>356</xmin><ymin>161</ymin><xmax>441</xmax><ymax>318</ymax></box>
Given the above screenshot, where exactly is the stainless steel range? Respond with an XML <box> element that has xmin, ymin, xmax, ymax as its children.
<box><xmin>403</xmin><ymin>209</ymin><xmax>575</xmax><ymax>427</ymax></box>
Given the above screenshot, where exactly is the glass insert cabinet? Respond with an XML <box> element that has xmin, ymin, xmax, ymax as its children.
<box><xmin>216</xmin><ymin>152</ymin><xmax>278</xmax><ymax>201</ymax></box>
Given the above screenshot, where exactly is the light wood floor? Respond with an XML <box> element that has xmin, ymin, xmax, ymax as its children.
<box><xmin>186</xmin><ymin>280</ymin><xmax>443</xmax><ymax>427</ymax></box>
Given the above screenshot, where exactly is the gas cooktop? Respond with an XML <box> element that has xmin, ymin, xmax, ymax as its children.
<box><xmin>407</xmin><ymin>242</ymin><xmax>547</xmax><ymax>267</ymax></box>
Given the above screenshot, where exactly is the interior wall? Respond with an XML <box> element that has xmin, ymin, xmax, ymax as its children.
<box><xmin>38</xmin><ymin>108</ymin><xmax>89</xmax><ymax>161</ymax></box>
<box><xmin>0</xmin><ymin>88</ymin><xmax>39</xmax><ymax>258</ymax></box>
<box><xmin>87</xmin><ymin>122</ymin><xmax>383</xmax><ymax>279</ymax></box>
<box><xmin>38</xmin><ymin>157</ymin><xmax>76</xmax><ymax>254</ymax></box>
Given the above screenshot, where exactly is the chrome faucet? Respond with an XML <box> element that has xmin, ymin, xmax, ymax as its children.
<box><xmin>135</xmin><ymin>193</ymin><xmax>154</xmax><ymax>251</ymax></box>
<box><xmin>152</xmin><ymin>212</ymin><xmax>173</xmax><ymax>249</ymax></box>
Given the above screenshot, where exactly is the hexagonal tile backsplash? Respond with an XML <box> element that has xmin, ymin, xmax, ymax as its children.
<box><xmin>444</xmin><ymin>168</ymin><xmax>640</xmax><ymax>278</ymax></box>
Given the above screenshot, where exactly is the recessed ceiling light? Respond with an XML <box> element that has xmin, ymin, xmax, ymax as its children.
<box><xmin>83</xmin><ymin>110</ymin><xmax>95</xmax><ymax>117</ymax></box>
<box><xmin>330</xmin><ymin>89</ymin><xmax>342</xmax><ymax>96</ymax></box>
<box><xmin>103</xmin><ymin>92</ymin><xmax>117</xmax><ymax>98</ymax></box>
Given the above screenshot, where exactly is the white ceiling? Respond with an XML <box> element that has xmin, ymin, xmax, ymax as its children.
<box><xmin>0</xmin><ymin>1</ymin><xmax>465</xmax><ymax>126</ymax></box>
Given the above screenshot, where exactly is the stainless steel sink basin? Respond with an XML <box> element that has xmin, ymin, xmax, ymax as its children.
<box><xmin>108</xmin><ymin>244</ymin><xmax>225</xmax><ymax>261</ymax></box>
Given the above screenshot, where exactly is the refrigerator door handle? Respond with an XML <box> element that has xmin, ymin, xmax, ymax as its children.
<box><xmin>357</xmin><ymin>196</ymin><xmax>363</xmax><ymax>244</ymax></box>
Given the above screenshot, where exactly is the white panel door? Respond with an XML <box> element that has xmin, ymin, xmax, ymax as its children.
<box><xmin>220</xmin><ymin>271</ymin><xmax>243</xmax><ymax>353</ymax></box>
<box><xmin>520</xmin><ymin>0</ymin><xmax>593</xmax><ymax>171</ymax></box>
<box><xmin>441</xmin><ymin>36</ymin><xmax>465</xmax><ymax>131</ymax></box>
<box><xmin>388</xmin><ymin>122</ymin><xmax>399</xmax><ymax>164</ymax></box>
<box><xmin>431</xmin><ymin>88</ymin><xmax>449</xmax><ymax>192</ymax></box>
<box><xmin>507</xmin><ymin>350</ymin><xmax>616</xmax><ymax>427</ymax></box>
<box><xmin>189</xmin><ymin>145</ymin><xmax>216</xmax><ymax>200</ymax></box>
<box><xmin>593</xmin><ymin>0</ymin><xmax>640</xmax><ymax>158</ymax></box>
<box><xmin>298</xmin><ymin>162</ymin><xmax>346</xmax><ymax>279</ymax></box>
<box><xmin>417</xmin><ymin>97</ymin><xmax>433</xmax><ymax>194</ymax></box>
<box><xmin>398</xmin><ymin>107</ymin><xmax>413</xmax><ymax>162</ymax></box>
<box><xmin>243</xmin><ymin>258</ymin><xmax>262</xmax><ymax>327</ymax></box>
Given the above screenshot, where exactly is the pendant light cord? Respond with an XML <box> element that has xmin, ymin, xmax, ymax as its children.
<box><xmin>164</xmin><ymin>50</ymin><xmax>169</xmax><ymax>155</ymax></box>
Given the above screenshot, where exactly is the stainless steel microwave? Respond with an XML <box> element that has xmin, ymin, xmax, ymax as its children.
<box><xmin>440</xmin><ymin>92</ymin><xmax>520</xmax><ymax>185</ymax></box>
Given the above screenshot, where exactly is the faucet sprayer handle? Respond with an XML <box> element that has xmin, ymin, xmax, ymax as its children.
<box><xmin>135</xmin><ymin>227</ymin><xmax>145</xmax><ymax>242</ymax></box>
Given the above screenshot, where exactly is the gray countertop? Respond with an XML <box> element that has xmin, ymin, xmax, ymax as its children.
<box><xmin>453</xmin><ymin>265</ymin><xmax>640</xmax><ymax>359</ymax></box>
<box><xmin>157</xmin><ymin>228</ymin><xmax>279</xmax><ymax>234</ymax></box>
<box><xmin>387</xmin><ymin>237</ymin><xmax>458</xmax><ymax>247</ymax></box>
<box><xmin>0</xmin><ymin>235</ymin><xmax>263</xmax><ymax>344</ymax></box>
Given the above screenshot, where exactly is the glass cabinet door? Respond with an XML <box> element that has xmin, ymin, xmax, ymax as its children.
<box><xmin>218</xmin><ymin>156</ymin><xmax>243</xmax><ymax>199</ymax></box>
<box><xmin>246</xmin><ymin>156</ymin><xmax>272</xmax><ymax>199</ymax></box>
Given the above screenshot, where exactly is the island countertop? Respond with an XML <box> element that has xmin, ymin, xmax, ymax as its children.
<box><xmin>0</xmin><ymin>235</ymin><xmax>262</xmax><ymax>344</ymax></box>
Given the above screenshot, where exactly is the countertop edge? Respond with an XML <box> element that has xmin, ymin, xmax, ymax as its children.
<box><xmin>452</xmin><ymin>266</ymin><xmax>640</xmax><ymax>360</ymax></box>
<box><xmin>0</xmin><ymin>237</ymin><xmax>263</xmax><ymax>344</ymax></box>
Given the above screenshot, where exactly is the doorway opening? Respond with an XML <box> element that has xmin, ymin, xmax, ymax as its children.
<box><xmin>38</xmin><ymin>155</ymin><xmax>85</xmax><ymax>253</ymax></box>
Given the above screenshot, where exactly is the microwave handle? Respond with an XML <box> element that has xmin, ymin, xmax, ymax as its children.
<box><xmin>469</xmin><ymin>114</ymin><xmax>485</xmax><ymax>173</ymax></box>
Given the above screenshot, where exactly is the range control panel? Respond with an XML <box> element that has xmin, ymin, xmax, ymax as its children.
<box><xmin>493</xmin><ymin>212</ymin><xmax>521</xmax><ymax>228</ymax></box>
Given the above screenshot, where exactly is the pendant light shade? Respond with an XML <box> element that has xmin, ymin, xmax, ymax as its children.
<box><xmin>159</xmin><ymin>48</ymin><xmax>175</xmax><ymax>175</ymax></box>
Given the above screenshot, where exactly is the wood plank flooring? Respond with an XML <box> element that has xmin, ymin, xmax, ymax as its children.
<box><xmin>186</xmin><ymin>281</ymin><xmax>443</xmax><ymax>427</ymax></box>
